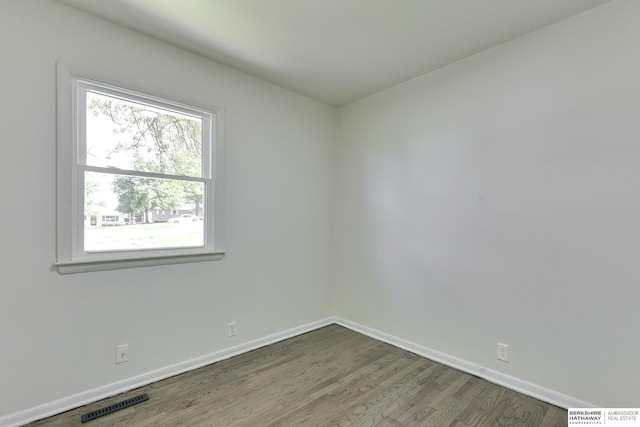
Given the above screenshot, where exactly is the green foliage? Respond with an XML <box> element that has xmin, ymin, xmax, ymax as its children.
<box><xmin>88</xmin><ymin>93</ymin><xmax>205</xmax><ymax>219</ymax></box>
<box><xmin>84</xmin><ymin>175</ymin><xmax>105</xmax><ymax>216</ymax></box>
<box><xmin>88</xmin><ymin>94</ymin><xmax>202</xmax><ymax>177</ymax></box>
<box><xmin>182</xmin><ymin>181</ymin><xmax>204</xmax><ymax>217</ymax></box>
<box><xmin>112</xmin><ymin>174</ymin><xmax>183</xmax><ymax>223</ymax></box>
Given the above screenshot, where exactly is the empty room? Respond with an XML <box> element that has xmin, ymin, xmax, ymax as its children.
<box><xmin>1</xmin><ymin>0</ymin><xmax>638</xmax><ymax>426</ymax></box>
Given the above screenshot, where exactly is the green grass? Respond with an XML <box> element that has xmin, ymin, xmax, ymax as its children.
<box><xmin>85</xmin><ymin>222</ymin><xmax>204</xmax><ymax>251</ymax></box>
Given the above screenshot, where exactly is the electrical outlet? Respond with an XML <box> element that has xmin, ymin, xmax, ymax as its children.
<box><xmin>116</xmin><ymin>344</ymin><xmax>129</xmax><ymax>364</ymax></box>
<box><xmin>497</xmin><ymin>343</ymin><xmax>509</xmax><ymax>362</ymax></box>
<box><xmin>228</xmin><ymin>321</ymin><xmax>237</xmax><ymax>337</ymax></box>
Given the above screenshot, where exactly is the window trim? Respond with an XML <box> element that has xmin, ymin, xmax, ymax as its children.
<box><xmin>55</xmin><ymin>61</ymin><xmax>225</xmax><ymax>274</ymax></box>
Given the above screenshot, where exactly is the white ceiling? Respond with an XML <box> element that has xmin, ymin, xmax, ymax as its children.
<box><xmin>56</xmin><ymin>0</ymin><xmax>611</xmax><ymax>107</ymax></box>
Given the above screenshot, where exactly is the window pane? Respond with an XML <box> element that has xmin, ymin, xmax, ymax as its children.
<box><xmin>86</xmin><ymin>91</ymin><xmax>203</xmax><ymax>177</ymax></box>
<box><xmin>84</xmin><ymin>171</ymin><xmax>205</xmax><ymax>251</ymax></box>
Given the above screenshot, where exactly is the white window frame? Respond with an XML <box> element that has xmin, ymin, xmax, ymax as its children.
<box><xmin>55</xmin><ymin>62</ymin><xmax>225</xmax><ymax>274</ymax></box>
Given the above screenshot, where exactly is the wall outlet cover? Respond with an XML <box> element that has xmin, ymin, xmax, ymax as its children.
<box><xmin>116</xmin><ymin>344</ymin><xmax>129</xmax><ymax>364</ymax></box>
<box><xmin>497</xmin><ymin>343</ymin><xmax>509</xmax><ymax>362</ymax></box>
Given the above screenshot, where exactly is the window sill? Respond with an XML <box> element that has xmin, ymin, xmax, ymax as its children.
<box><xmin>55</xmin><ymin>251</ymin><xmax>225</xmax><ymax>274</ymax></box>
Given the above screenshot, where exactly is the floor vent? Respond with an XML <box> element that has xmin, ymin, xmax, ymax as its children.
<box><xmin>80</xmin><ymin>393</ymin><xmax>149</xmax><ymax>423</ymax></box>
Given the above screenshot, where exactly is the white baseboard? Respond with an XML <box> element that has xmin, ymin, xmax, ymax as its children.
<box><xmin>1</xmin><ymin>316</ymin><xmax>595</xmax><ymax>427</ymax></box>
<box><xmin>332</xmin><ymin>316</ymin><xmax>596</xmax><ymax>409</ymax></box>
<box><xmin>0</xmin><ymin>318</ymin><xmax>334</xmax><ymax>427</ymax></box>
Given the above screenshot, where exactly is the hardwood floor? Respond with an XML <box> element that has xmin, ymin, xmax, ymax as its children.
<box><xmin>28</xmin><ymin>325</ymin><xmax>567</xmax><ymax>426</ymax></box>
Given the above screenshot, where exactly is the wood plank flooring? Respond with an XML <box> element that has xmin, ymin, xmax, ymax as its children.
<box><xmin>27</xmin><ymin>325</ymin><xmax>567</xmax><ymax>426</ymax></box>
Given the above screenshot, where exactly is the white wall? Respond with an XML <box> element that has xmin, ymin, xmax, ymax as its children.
<box><xmin>335</xmin><ymin>0</ymin><xmax>640</xmax><ymax>408</ymax></box>
<box><xmin>2</xmin><ymin>0</ymin><xmax>639</xmax><ymax>422</ymax></box>
<box><xmin>0</xmin><ymin>0</ymin><xmax>334</xmax><ymax>421</ymax></box>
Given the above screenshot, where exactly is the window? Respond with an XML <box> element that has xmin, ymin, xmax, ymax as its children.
<box><xmin>56</xmin><ymin>62</ymin><xmax>224</xmax><ymax>274</ymax></box>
